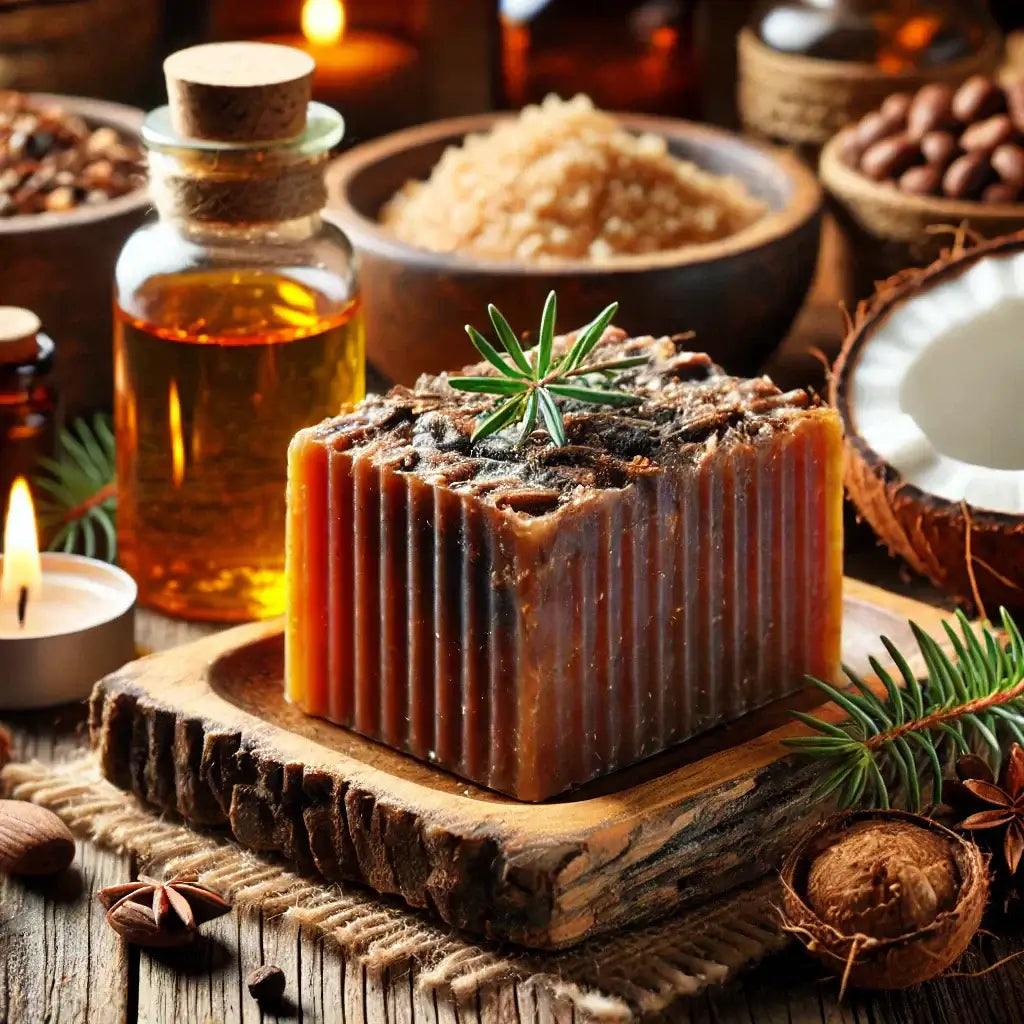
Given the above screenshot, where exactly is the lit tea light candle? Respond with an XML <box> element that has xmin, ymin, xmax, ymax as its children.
<box><xmin>0</xmin><ymin>477</ymin><xmax>136</xmax><ymax>709</ymax></box>
<box><xmin>264</xmin><ymin>0</ymin><xmax>422</xmax><ymax>137</ymax></box>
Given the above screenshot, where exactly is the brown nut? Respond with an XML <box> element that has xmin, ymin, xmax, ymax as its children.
<box><xmin>919</xmin><ymin>131</ymin><xmax>958</xmax><ymax>168</ymax></box>
<box><xmin>247</xmin><ymin>965</ymin><xmax>286</xmax><ymax>1003</ymax></box>
<box><xmin>952</xmin><ymin>75</ymin><xmax>1003</xmax><ymax>123</ymax></box>
<box><xmin>982</xmin><ymin>181</ymin><xmax>1021</xmax><ymax>204</ymax></box>
<box><xmin>992</xmin><ymin>144</ymin><xmax>1024</xmax><ymax>187</ymax></box>
<box><xmin>960</xmin><ymin>114</ymin><xmax>1014</xmax><ymax>153</ymax></box>
<box><xmin>943</xmin><ymin>151</ymin><xmax>992</xmax><ymax>199</ymax></box>
<box><xmin>859</xmin><ymin>135</ymin><xmax>919</xmax><ymax>181</ymax></box>
<box><xmin>1005</xmin><ymin>80</ymin><xmax>1024</xmax><ymax>133</ymax></box>
<box><xmin>880</xmin><ymin>92</ymin><xmax>912</xmax><ymax>126</ymax></box>
<box><xmin>854</xmin><ymin>110</ymin><xmax>896</xmax><ymax>151</ymax></box>
<box><xmin>907</xmin><ymin>83</ymin><xmax>955</xmax><ymax>138</ymax></box>
<box><xmin>898</xmin><ymin>164</ymin><xmax>943</xmax><ymax>196</ymax></box>
<box><xmin>0</xmin><ymin>799</ymin><xmax>75</xmax><ymax>876</ymax></box>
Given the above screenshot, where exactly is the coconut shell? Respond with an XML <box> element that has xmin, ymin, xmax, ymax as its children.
<box><xmin>781</xmin><ymin>810</ymin><xmax>988</xmax><ymax>990</ymax></box>
<box><xmin>832</xmin><ymin>231</ymin><xmax>1024</xmax><ymax>613</ymax></box>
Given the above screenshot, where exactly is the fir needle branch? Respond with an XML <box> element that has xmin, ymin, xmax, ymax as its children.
<box><xmin>451</xmin><ymin>292</ymin><xmax>646</xmax><ymax>446</ymax></box>
<box><xmin>786</xmin><ymin>608</ymin><xmax>1024</xmax><ymax>812</ymax></box>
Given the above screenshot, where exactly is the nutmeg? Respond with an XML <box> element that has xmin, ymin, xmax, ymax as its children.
<box><xmin>919</xmin><ymin>130</ymin><xmax>958</xmax><ymax>169</ymax></box>
<box><xmin>899</xmin><ymin>164</ymin><xmax>942</xmax><ymax>196</ymax></box>
<box><xmin>0</xmin><ymin>799</ymin><xmax>75</xmax><ymax>876</ymax></box>
<box><xmin>991</xmin><ymin>143</ymin><xmax>1024</xmax><ymax>187</ymax></box>
<box><xmin>782</xmin><ymin>811</ymin><xmax>987</xmax><ymax>992</ymax></box>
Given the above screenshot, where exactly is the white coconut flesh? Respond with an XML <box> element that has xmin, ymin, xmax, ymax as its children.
<box><xmin>849</xmin><ymin>250</ymin><xmax>1024</xmax><ymax>516</ymax></box>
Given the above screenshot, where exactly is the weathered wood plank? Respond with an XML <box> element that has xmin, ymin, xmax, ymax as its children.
<box><xmin>89</xmin><ymin>579</ymin><xmax>951</xmax><ymax>950</ymax></box>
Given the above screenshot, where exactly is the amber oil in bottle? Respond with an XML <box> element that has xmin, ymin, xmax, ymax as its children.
<box><xmin>115</xmin><ymin>269</ymin><xmax>362</xmax><ymax>621</ymax></box>
<box><xmin>115</xmin><ymin>49</ymin><xmax>362</xmax><ymax>622</ymax></box>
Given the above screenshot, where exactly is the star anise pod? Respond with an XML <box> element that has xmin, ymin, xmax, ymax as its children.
<box><xmin>97</xmin><ymin>872</ymin><xmax>231</xmax><ymax>947</ymax></box>
<box><xmin>948</xmin><ymin>745</ymin><xmax>1024</xmax><ymax>878</ymax></box>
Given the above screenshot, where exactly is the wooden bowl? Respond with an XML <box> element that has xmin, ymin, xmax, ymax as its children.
<box><xmin>0</xmin><ymin>94</ymin><xmax>148</xmax><ymax>417</ymax></box>
<box><xmin>326</xmin><ymin>113</ymin><xmax>822</xmax><ymax>384</ymax></box>
<box><xmin>821</xmin><ymin>126</ymin><xmax>1024</xmax><ymax>304</ymax></box>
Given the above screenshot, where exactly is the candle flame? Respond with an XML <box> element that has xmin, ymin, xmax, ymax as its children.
<box><xmin>302</xmin><ymin>0</ymin><xmax>346</xmax><ymax>47</ymax></box>
<box><xmin>169</xmin><ymin>378</ymin><xmax>186</xmax><ymax>487</ymax></box>
<box><xmin>1</xmin><ymin>477</ymin><xmax>42</xmax><ymax>612</ymax></box>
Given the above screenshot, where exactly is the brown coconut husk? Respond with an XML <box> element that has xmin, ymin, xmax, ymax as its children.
<box><xmin>781</xmin><ymin>810</ymin><xmax>988</xmax><ymax>992</ymax></box>
<box><xmin>831</xmin><ymin>230</ymin><xmax>1024</xmax><ymax>615</ymax></box>
<box><xmin>821</xmin><ymin>128</ymin><xmax>1024</xmax><ymax>306</ymax></box>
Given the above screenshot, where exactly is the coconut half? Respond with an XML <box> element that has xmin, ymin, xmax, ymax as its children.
<box><xmin>833</xmin><ymin>232</ymin><xmax>1024</xmax><ymax>612</ymax></box>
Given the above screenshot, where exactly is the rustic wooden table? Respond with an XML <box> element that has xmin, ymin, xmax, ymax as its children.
<box><xmin>4</xmin><ymin>227</ymin><xmax>1024</xmax><ymax>1024</ymax></box>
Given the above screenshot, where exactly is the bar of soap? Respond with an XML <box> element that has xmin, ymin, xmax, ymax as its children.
<box><xmin>286</xmin><ymin>329</ymin><xmax>843</xmax><ymax>801</ymax></box>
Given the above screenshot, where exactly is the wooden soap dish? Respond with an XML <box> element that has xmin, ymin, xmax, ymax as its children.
<box><xmin>89</xmin><ymin>577</ymin><xmax>947</xmax><ymax>950</ymax></box>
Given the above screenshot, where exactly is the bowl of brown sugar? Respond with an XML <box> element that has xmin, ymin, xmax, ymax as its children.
<box><xmin>327</xmin><ymin>96</ymin><xmax>822</xmax><ymax>384</ymax></box>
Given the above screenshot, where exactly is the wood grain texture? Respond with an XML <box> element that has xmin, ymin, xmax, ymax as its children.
<box><xmin>89</xmin><ymin>578</ymin><xmax>949</xmax><ymax>951</ymax></box>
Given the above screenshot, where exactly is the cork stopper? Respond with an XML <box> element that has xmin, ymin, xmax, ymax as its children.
<box><xmin>164</xmin><ymin>42</ymin><xmax>315</xmax><ymax>143</ymax></box>
<box><xmin>0</xmin><ymin>307</ymin><xmax>40</xmax><ymax>364</ymax></box>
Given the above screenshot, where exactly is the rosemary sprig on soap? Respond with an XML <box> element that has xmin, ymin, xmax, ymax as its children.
<box><xmin>449</xmin><ymin>291</ymin><xmax>646</xmax><ymax>446</ymax></box>
<box><xmin>789</xmin><ymin>608</ymin><xmax>1024</xmax><ymax>813</ymax></box>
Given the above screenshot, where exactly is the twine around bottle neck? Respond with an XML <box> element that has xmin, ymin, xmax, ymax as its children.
<box><xmin>147</xmin><ymin>149</ymin><xmax>328</xmax><ymax>225</ymax></box>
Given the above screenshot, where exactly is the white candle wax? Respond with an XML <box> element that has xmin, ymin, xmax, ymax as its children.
<box><xmin>0</xmin><ymin>553</ymin><xmax>137</xmax><ymax>709</ymax></box>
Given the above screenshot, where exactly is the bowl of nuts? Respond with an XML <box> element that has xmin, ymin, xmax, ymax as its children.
<box><xmin>0</xmin><ymin>91</ymin><xmax>147</xmax><ymax>416</ymax></box>
<box><xmin>821</xmin><ymin>74</ymin><xmax>1024</xmax><ymax>303</ymax></box>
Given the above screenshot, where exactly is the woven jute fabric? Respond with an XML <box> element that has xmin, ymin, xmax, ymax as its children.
<box><xmin>738</xmin><ymin>27</ymin><xmax>1004</xmax><ymax>149</ymax></box>
<box><xmin>1</xmin><ymin>753</ymin><xmax>787</xmax><ymax>1023</ymax></box>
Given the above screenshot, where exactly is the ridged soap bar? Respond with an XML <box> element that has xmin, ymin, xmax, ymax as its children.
<box><xmin>286</xmin><ymin>330</ymin><xmax>843</xmax><ymax>801</ymax></box>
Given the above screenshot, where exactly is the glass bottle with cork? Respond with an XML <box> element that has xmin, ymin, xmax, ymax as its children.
<box><xmin>114</xmin><ymin>43</ymin><xmax>364</xmax><ymax>623</ymax></box>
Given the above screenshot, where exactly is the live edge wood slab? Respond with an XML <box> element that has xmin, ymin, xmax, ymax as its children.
<box><xmin>88</xmin><ymin>577</ymin><xmax>948</xmax><ymax>951</ymax></box>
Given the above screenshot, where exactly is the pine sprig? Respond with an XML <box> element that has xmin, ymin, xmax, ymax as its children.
<box><xmin>787</xmin><ymin>608</ymin><xmax>1024</xmax><ymax>813</ymax></box>
<box><xmin>34</xmin><ymin>413</ymin><xmax>117</xmax><ymax>562</ymax></box>
<box><xmin>449</xmin><ymin>291</ymin><xmax>647</xmax><ymax>446</ymax></box>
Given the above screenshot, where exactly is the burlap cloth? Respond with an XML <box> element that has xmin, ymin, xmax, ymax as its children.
<box><xmin>1</xmin><ymin>753</ymin><xmax>786</xmax><ymax>1023</ymax></box>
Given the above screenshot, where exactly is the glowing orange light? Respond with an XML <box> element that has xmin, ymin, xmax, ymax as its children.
<box><xmin>169</xmin><ymin>379</ymin><xmax>185</xmax><ymax>487</ymax></box>
<box><xmin>302</xmin><ymin>0</ymin><xmax>346</xmax><ymax>47</ymax></box>
<box><xmin>896</xmin><ymin>16</ymin><xmax>940</xmax><ymax>53</ymax></box>
<box><xmin>1</xmin><ymin>477</ymin><xmax>42</xmax><ymax>605</ymax></box>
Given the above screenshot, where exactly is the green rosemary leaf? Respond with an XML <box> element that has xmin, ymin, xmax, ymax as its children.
<box><xmin>1003</xmin><ymin>607</ymin><xmax>1024</xmax><ymax>669</ymax></box>
<box><xmin>867</xmin><ymin>654</ymin><xmax>905</xmax><ymax>725</ymax></box>
<box><xmin>787</xmin><ymin>710</ymin><xmax>853</xmax><ymax>740</ymax></box>
<box><xmin>60</xmin><ymin>429</ymin><xmax>106</xmax><ymax>486</ymax></box>
<box><xmin>74</xmin><ymin>417</ymin><xmax>111</xmax><ymax>476</ymax></box>
<box><xmin>785</xmin><ymin>736</ymin><xmax>857</xmax><ymax>752</ymax></box>
<box><xmin>990</xmin><ymin>705</ymin><xmax>1024</xmax><ymax>745</ymax></box>
<box><xmin>519</xmin><ymin>391</ymin><xmax>539</xmax><ymax>445</ymax></box>
<box><xmin>562</xmin><ymin>301</ymin><xmax>619</xmax><ymax>372</ymax></box>
<box><xmin>815</xmin><ymin>674</ymin><xmax>878</xmax><ymax>735</ymax></box>
<box><xmin>907</xmin><ymin>730</ymin><xmax>944</xmax><ymax>806</ymax></box>
<box><xmin>964</xmin><ymin>712</ymin><xmax>1001</xmax><ymax>761</ymax></box>
<box><xmin>881</xmin><ymin>635</ymin><xmax>925</xmax><ymax>719</ymax></box>
<box><xmin>464</xmin><ymin>325</ymin><xmax>528</xmax><ymax>380</ymax></box>
<box><xmin>545</xmin><ymin>383</ymin><xmax>641</xmax><ymax>406</ymax></box>
<box><xmin>448</xmin><ymin>376</ymin><xmax>528</xmax><ymax>396</ymax></box>
<box><xmin>470</xmin><ymin>394</ymin><xmax>526</xmax><ymax>443</ymax></box>
<box><xmin>537</xmin><ymin>388</ymin><xmax>567</xmax><ymax>446</ymax></box>
<box><xmin>844</xmin><ymin>665</ymin><xmax>893</xmax><ymax>728</ymax></box>
<box><xmin>840</xmin><ymin>761</ymin><xmax>868</xmax><ymax>810</ymax></box>
<box><xmin>866</xmin><ymin>756</ymin><xmax>890</xmax><ymax>808</ymax></box>
<box><xmin>89</xmin><ymin>503</ymin><xmax>117</xmax><ymax>561</ymax></box>
<box><xmin>936</xmin><ymin>721</ymin><xmax>970</xmax><ymax>753</ymax></box>
<box><xmin>816</xmin><ymin>762</ymin><xmax>860</xmax><ymax>804</ymax></box>
<box><xmin>487</xmin><ymin>304</ymin><xmax>533</xmax><ymax>375</ymax></box>
<box><xmin>571</xmin><ymin>354</ymin><xmax>649</xmax><ymax>374</ymax></box>
<box><xmin>894</xmin><ymin>737</ymin><xmax>921</xmax><ymax>811</ymax></box>
<box><xmin>537</xmin><ymin>291</ymin><xmax>557</xmax><ymax>376</ymax></box>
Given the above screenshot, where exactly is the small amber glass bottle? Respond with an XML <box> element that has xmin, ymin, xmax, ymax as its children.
<box><xmin>0</xmin><ymin>307</ymin><xmax>58</xmax><ymax>510</ymax></box>
<box><xmin>114</xmin><ymin>44</ymin><xmax>364</xmax><ymax>622</ymax></box>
